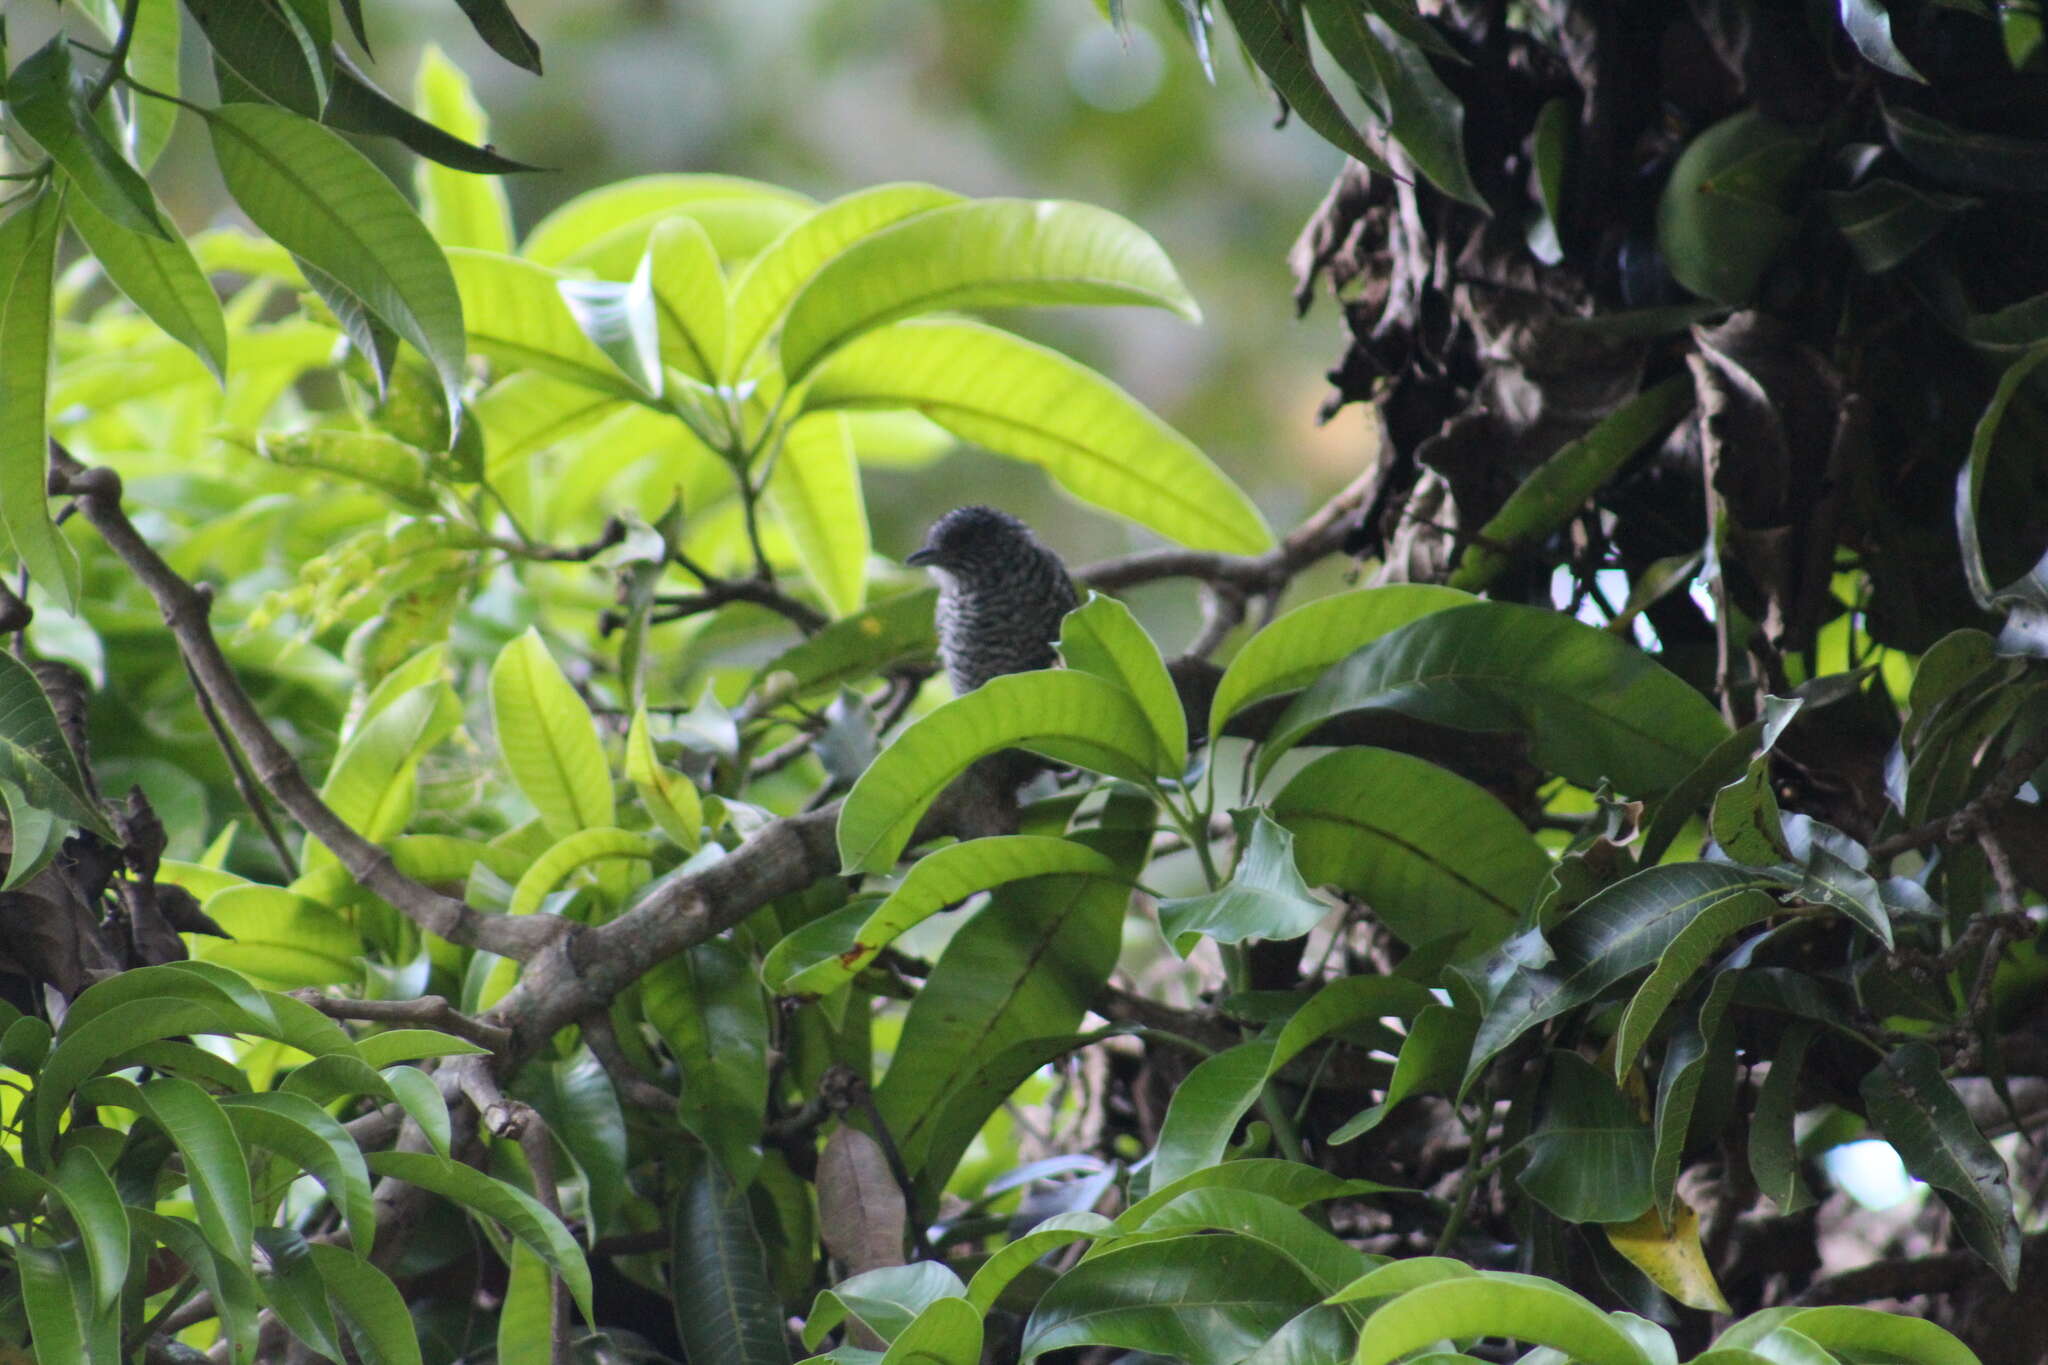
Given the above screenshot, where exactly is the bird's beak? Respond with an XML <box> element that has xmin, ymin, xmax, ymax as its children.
<box><xmin>905</xmin><ymin>547</ymin><xmax>937</xmax><ymax>567</ymax></box>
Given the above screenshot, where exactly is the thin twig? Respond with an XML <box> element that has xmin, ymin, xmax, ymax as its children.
<box><xmin>646</xmin><ymin>579</ymin><xmax>826</xmax><ymax>633</ymax></box>
<box><xmin>290</xmin><ymin>991</ymin><xmax>513</xmax><ymax>1054</ymax></box>
<box><xmin>53</xmin><ymin>446</ymin><xmax>555</xmax><ymax>959</ymax></box>
<box><xmin>182</xmin><ymin>650</ymin><xmax>299</xmax><ymax>877</ymax></box>
<box><xmin>85</xmin><ymin>0</ymin><xmax>144</xmax><ymax>111</ymax></box>
<box><xmin>475</xmin><ymin>517</ymin><xmax>627</xmax><ymax>563</ymax></box>
<box><xmin>1871</xmin><ymin>727</ymin><xmax>2048</xmax><ymax>862</ymax></box>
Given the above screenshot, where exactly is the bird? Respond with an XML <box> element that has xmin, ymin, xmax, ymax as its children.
<box><xmin>906</xmin><ymin>505</ymin><xmax>1079</xmax><ymax>696</ymax></box>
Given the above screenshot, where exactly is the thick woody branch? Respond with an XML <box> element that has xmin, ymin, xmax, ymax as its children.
<box><xmin>53</xmin><ymin>447</ymin><xmax>558</xmax><ymax>960</ymax></box>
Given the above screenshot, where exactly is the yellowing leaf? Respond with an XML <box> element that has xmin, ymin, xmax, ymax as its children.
<box><xmin>1605</xmin><ymin>1200</ymin><xmax>1731</xmax><ymax>1313</ymax></box>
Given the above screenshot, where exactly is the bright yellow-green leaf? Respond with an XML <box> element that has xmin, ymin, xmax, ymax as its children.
<box><xmin>67</xmin><ymin>181</ymin><xmax>228</xmax><ymax>384</ymax></box>
<box><xmin>727</xmin><ymin>181</ymin><xmax>964</xmax><ymax>373</ymax></box>
<box><xmin>193</xmin><ymin>885</ymin><xmax>362</xmax><ymax>987</ymax></box>
<box><xmin>448</xmin><ymin>248</ymin><xmax>647</xmax><ymax>398</ymax></box>
<box><xmin>521</xmin><ymin>173</ymin><xmax>814</xmax><ymax>272</ymax></box>
<box><xmin>626</xmin><ymin>706</ymin><xmax>704</xmax><ymax>852</ymax></box>
<box><xmin>1058</xmin><ymin>593</ymin><xmax>1185</xmax><ymax>775</ymax></box>
<box><xmin>779</xmin><ymin>197</ymin><xmax>1201</xmax><ymax>382</ymax></box>
<box><xmin>838</xmin><ymin>670</ymin><xmax>1160</xmax><ymax>873</ymax></box>
<box><xmin>507</xmin><ymin>827</ymin><xmax>656</xmax><ymax>914</ymax></box>
<box><xmin>639</xmin><ymin>216</ymin><xmax>728</xmax><ymax>381</ymax></box>
<box><xmin>489</xmin><ymin>628</ymin><xmax>616</xmax><ymax>837</ymax></box>
<box><xmin>412</xmin><ymin>44</ymin><xmax>513</xmax><ymax>254</ymax></box>
<box><xmin>805</xmin><ymin>320</ymin><xmax>1269</xmax><ymax>553</ymax></box>
<box><xmin>765</xmin><ymin>412</ymin><xmax>869</xmax><ymax>616</ymax></box>
<box><xmin>1353</xmin><ymin>1275</ymin><xmax>1651</xmax><ymax>1365</ymax></box>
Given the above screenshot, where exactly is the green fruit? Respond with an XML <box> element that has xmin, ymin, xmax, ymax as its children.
<box><xmin>1657</xmin><ymin>109</ymin><xmax>1817</xmax><ymax>305</ymax></box>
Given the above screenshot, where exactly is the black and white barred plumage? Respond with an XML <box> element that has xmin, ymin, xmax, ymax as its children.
<box><xmin>907</xmin><ymin>505</ymin><xmax>1078</xmax><ymax>695</ymax></box>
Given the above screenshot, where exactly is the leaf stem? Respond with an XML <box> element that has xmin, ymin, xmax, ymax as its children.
<box><xmin>86</xmin><ymin>0</ymin><xmax>144</xmax><ymax>112</ymax></box>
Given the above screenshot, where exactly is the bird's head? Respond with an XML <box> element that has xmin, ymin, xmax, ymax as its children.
<box><xmin>906</xmin><ymin>505</ymin><xmax>1036</xmax><ymax>574</ymax></box>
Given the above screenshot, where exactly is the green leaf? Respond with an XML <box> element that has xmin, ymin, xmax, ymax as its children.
<box><xmin>451</xmin><ymin>0</ymin><xmax>543</xmax><ymax>73</ymax></box>
<box><xmin>1861</xmin><ymin>1041</ymin><xmax>2021</xmax><ymax>1289</ymax></box>
<box><xmin>192</xmin><ymin>884</ymin><xmax>362</xmax><ymax>987</ymax></box>
<box><xmin>669</xmin><ymin>1144</ymin><xmax>795</xmax><ymax>1365</ymax></box>
<box><xmin>877</xmin><ymin>864</ymin><xmax>1129</xmax><ymax>1188</ymax></box>
<box><xmin>1159</xmin><ymin>811</ymin><xmax>1330</xmax><ymax>954</ymax></box>
<box><xmin>0</xmin><ymin>189</ymin><xmax>80</xmax><ymax>612</ymax></box>
<box><xmin>47</xmin><ymin>1146</ymin><xmax>130</xmax><ymax>1313</ymax></box>
<box><xmin>1526</xmin><ymin>96</ymin><xmax>1572</xmax><ymax>264</ymax></box>
<box><xmin>1208</xmin><ymin>585</ymin><xmax>1470</xmax><ymax>743</ymax></box>
<box><xmin>1824</xmin><ymin>178</ymin><xmax>1975</xmax><ymax>274</ymax></box>
<box><xmin>837</xmin><ymin>670</ymin><xmax>1160</xmax><ymax>873</ymax></box>
<box><xmin>326</xmin><ymin>49</ymin><xmax>536</xmax><ymax>178</ymax></box>
<box><xmin>457</xmin><ymin>251</ymin><xmax>654</xmax><ymax>400</ymax></box>
<box><xmin>67</xmin><ymin>184</ymin><xmax>228</xmax><ymax>383</ymax></box>
<box><xmin>490</xmin><ymin>628</ymin><xmax>615</xmax><ymax>838</ymax></box>
<box><xmin>1957</xmin><ymin>344</ymin><xmax>2048</xmax><ymax>614</ymax></box>
<box><xmin>1885</xmin><ymin>106</ymin><xmax>2048</xmax><ymax>194</ymax></box>
<box><xmin>74</xmin><ymin>0</ymin><xmax>182</xmax><ymax>171</ymax></box>
<box><xmin>1119</xmin><ymin>1158</ymin><xmax>1391</xmax><ymax>1230</ymax></box>
<box><xmin>1464</xmin><ymin>863</ymin><xmax>1779</xmax><ymax>1087</ymax></box>
<box><xmin>729</xmin><ymin>182</ymin><xmax>964</xmax><ymax>373</ymax></box>
<box><xmin>1149</xmin><ymin>1040</ymin><xmax>1279</xmax><ymax>1190</ymax></box>
<box><xmin>1135</xmin><ymin>1188</ymin><xmax>1369</xmax><ymax>1295</ymax></box>
<box><xmin>1709</xmin><ymin>752</ymin><xmax>1789</xmax><ymax>867</ymax></box>
<box><xmin>1058</xmin><ymin>592</ymin><xmax>1186</xmax><ymax>774</ymax></box>
<box><xmin>1274</xmin><ymin>748</ymin><xmax>1547</xmax><ymax>954</ymax></box>
<box><xmin>1020</xmin><ymin>1232</ymin><xmax>1318</xmax><ymax>1363</ymax></box>
<box><xmin>1305</xmin><ymin>2</ymin><xmax>1483</xmax><ymax>205</ymax></box>
<box><xmin>188</xmin><ymin>0</ymin><xmax>327</xmax><ymax>114</ymax></box>
<box><xmin>0</xmin><ymin>653</ymin><xmax>113</xmax><ymax>837</ymax></box>
<box><xmin>643</xmin><ymin>941</ymin><xmax>771</xmax><ymax>1185</ymax></box>
<box><xmin>626</xmin><ymin>705</ymin><xmax>705</xmax><ymax>851</ymax></box>
<box><xmin>805</xmin><ymin>320</ymin><xmax>1269</xmax><ymax>553</ymax></box>
<box><xmin>1325</xmin><ymin>1256</ymin><xmax>1477</xmax><ymax>1305</ymax></box>
<box><xmin>306</xmin><ymin>1243</ymin><xmax>424</xmax><ymax>1365</ymax></box>
<box><xmin>410</xmin><ymin>44</ymin><xmax>516</xmax><ymax>252</ymax></box>
<box><xmin>559</xmin><ymin>274</ymin><xmax>664</xmax><ymax>397</ymax></box>
<box><xmin>367</xmin><ymin>1151</ymin><xmax>594</xmax><ymax>1320</ymax></box>
<box><xmin>1770</xmin><ymin>1306</ymin><xmax>1981</xmax><ymax>1365</ymax></box>
<box><xmin>1656</xmin><ymin>111</ymin><xmax>1813</xmax><ymax>305</ymax></box>
<box><xmin>307</xmin><ymin>679</ymin><xmax>464</xmax><ymax>878</ymax></box>
<box><xmin>1651</xmin><ymin>972</ymin><xmax>1739</xmax><ymax>1217</ymax></box>
<box><xmin>222</xmin><ymin>1093</ymin><xmax>376</xmax><ymax>1254</ymax></box>
<box><xmin>881</xmin><ymin>1297</ymin><xmax>983</xmax><ymax>1365</ymax></box>
<box><xmin>522</xmin><ymin>173</ymin><xmax>815</xmax><ymax>270</ymax></box>
<box><xmin>1330</xmin><ymin>1002</ymin><xmax>1477</xmax><ymax>1142</ymax></box>
<box><xmin>779</xmin><ymin>198</ymin><xmax>1200</xmax><ymax>381</ymax></box>
<box><xmin>1353</xmin><ymin>1273</ymin><xmax>1651</xmax><ymax>1365</ymax></box>
<box><xmin>380</xmin><ymin>1065</ymin><xmax>453</xmax><ymax>1155</ymax></box>
<box><xmin>1262</xmin><ymin>601</ymin><xmax>1728</xmax><ymax>795</ymax></box>
<box><xmin>354</xmin><ymin>1030</ymin><xmax>489</xmax><ymax>1068</ymax></box>
<box><xmin>16</xmin><ymin>1245</ymin><xmax>98</xmax><ymax>1364</ymax></box>
<box><xmin>770</xmin><ymin>836</ymin><xmax>1121</xmax><ymax>996</ymax></box>
<box><xmin>766</xmin><ymin>412</ymin><xmax>869</xmax><ymax>616</ymax></box>
<box><xmin>639</xmin><ymin>215</ymin><xmax>730</xmax><ymax>382</ymax></box>
<box><xmin>1447</xmin><ymin>378</ymin><xmax>1694</xmax><ymax>592</ymax></box>
<box><xmin>1517</xmin><ymin>1051</ymin><xmax>1654</xmax><ymax>1222</ymax></box>
<box><xmin>98</xmin><ymin>1075</ymin><xmax>256</xmax><ymax>1274</ymax></box>
<box><xmin>1215</xmin><ymin>0</ymin><xmax>1393</xmax><ymax>175</ymax></box>
<box><xmin>9</xmin><ymin>38</ymin><xmax>166</xmax><ymax>238</ymax></box>
<box><xmin>964</xmin><ymin>1211</ymin><xmax>1116</xmax><ymax>1313</ymax></box>
<box><xmin>755</xmin><ymin>588</ymin><xmax>937</xmax><ymax>701</ymax></box>
<box><xmin>506</xmin><ymin>827</ymin><xmax>655</xmax><ymax>914</ymax></box>
<box><xmin>510</xmin><ymin>1052</ymin><xmax>629</xmax><ymax>1239</ymax></box>
<box><xmin>806</xmin><ymin>1262</ymin><xmax>968</xmax><ymax>1350</ymax></box>
<box><xmin>1750</xmin><ymin>1020</ymin><xmax>1816</xmax><ymax>1213</ymax></box>
<box><xmin>1840</xmin><ymin>0</ymin><xmax>1925</xmax><ymax>79</ymax></box>
<box><xmin>1610</xmin><ymin>889</ymin><xmax>1773</xmax><ymax>1081</ymax></box>
<box><xmin>207</xmin><ymin>104</ymin><xmax>467</xmax><ymax>427</ymax></box>
<box><xmin>133</xmin><ymin>1210</ymin><xmax>261</xmax><ymax>1363</ymax></box>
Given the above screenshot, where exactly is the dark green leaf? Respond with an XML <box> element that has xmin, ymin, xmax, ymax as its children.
<box><xmin>186</xmin><ymin>0</ymin><xmax>329</xmax><ymax>115</ymax></box>
<box><xmin>1650</xmin><ymin>971</ymin><xmax>1739</xmax><ymax>1217</ymax></box>
<box><xmin>207</xmin><ymin>103</ymin><xmax>467</xmax><ymax>431</ymax></box>
<box><xmin>1464</xmin><ymin>862</ymin><xmax>1777</xmax><ymax>1087</ymax></box>
<box><xmin>0</xmin><ymin>653</ymin><xmax>114</xmax><ymax>837</ymax></box>
<box><xmin>1447</xmin><ymin>377</ymin><xmax>1694</xmax><ymax>592</ymax></box>
<box><xmin>1885</xmin><ymin>106</ymin><xmax>2048</xmax><ymax>193</ymax></box>
<box><xmin>1159</xmin><ymin>811</ymin><xmax>1329</xmax><ymax>953</ymax></box>
<box><xmin>1217</xmin><ymin>0</ymin><xmax>1394</xmax><ymax>176</ymax></box>
<box><xmin>1824</xmin><ymin>178</ymin><xmax>1975</xmax><ymax>273</ymax></box>
<box><xmin>1750</xmin><ymin>1021</ymin><xmax>1816</xmax><ymax>1212</ymax></box>
<box><xmin>1019</xmin><ymin>1232</ymin><xmax>1319</xmax><ymax>1364</ymax></box>
<box><xmin>642</xmin><ymin>940</ymin><xmax>771</xmax><ymax>1186</ymax></box>
<box><xmin>452</xmin><ymin>0</ymin><xmax>544</xmax><ymax>74</ymax></box>
<box><xmin>669</xmin><ymin>1144</ymin><xmax>793</xmax><ymax>1365</ymax></box>
<box><xmin>306</xmin><ymin>1244</ymin><xmax>424</xmax><ymax>1365</ymax></box>
<box><xmin>323</xmin><ymin>50</ymin><xmax>540</xmax><ymax>174</ymax></box>
<box><xmin>1263</xmin><ymin>601</ymin><xmax>1729</xmax><ymax>796</ymax></box>
<box><xmin>1861</xmin><ymin>1042</ymin><xmax>2021</xmax><ymax>1289</ymax></box>
<box><xmin>9</xmin><ymin>39</ymin><xmax>165</xmax><ymax>238</ymax></box>
<box><xmin>1517</xmin><ymin>1051</ymin><xmax>1654</xmax><ymax>1223</ymax></box>
<box><xmin>366</xmin><ymin>1151</ymin><xmax>594</xmax><ymax>1318</ymax></box>
<box><xmin>1273</xmin><ymin>747</ymin><xmax>1551</xmax><ymax>955</ymax></box>
<box><xmin>1331</xmin><ymin>1002</ymin><xmax>1477</xmax><ymax>1142</ymax></box>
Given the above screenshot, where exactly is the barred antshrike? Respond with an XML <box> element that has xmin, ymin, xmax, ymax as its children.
<box><xmin>907</xmin><ymin>505</ymin><xmax>1078</xmax><ymax>696</ymax></box>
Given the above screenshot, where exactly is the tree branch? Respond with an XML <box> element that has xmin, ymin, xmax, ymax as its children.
<box><xmin>1870</xmin><ymin>727</ymin><xmax>2048</xmax><ymax>863</ymax></box>
<box><xmin>53</xmin><ymin>447</ymin><xmax>559</xmax><ymax>960</ymax></box>
<box><xmin>291</xmin><ymin>991</ymin><xmax>512</xmax><ymax>1054</ymax></box>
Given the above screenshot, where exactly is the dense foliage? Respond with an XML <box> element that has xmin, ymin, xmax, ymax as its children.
<box><xmin>0</xmin><ymin>0</ymin><xmax>2044</xmax><ymax>1362</ymax></box>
